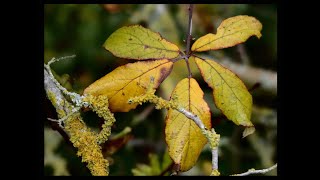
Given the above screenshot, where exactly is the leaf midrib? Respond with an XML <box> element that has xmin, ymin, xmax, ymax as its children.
<box><xmin>108</xmin><ymin>61</ymin><xmax>172</xmax><ymax>101</ymax></box>
<box><xmin>116</xmin><ymin>31</ymin><xmax>179</xmax><ymax>53</ymax></box>
<box><xmin>193</xmin><ymin>28</ymin><xmax>256</xmax><ymax>51</ymax></box>
<box><xmin>201</xmin><ymin>59</ymin><xmax>249</xmax><ymax>112</ymax></box>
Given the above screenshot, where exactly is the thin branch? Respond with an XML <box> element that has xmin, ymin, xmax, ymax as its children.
<box><xmin>44</xmin><ymin>55</ymin><xmax>84</xmax><ymax>107</ymax></box>
<box><xmin>159</xmin><ymin>162</ymin><xmax>174</xmax><ymax>176</ymax></box>
<box><xmin>47</xmin><ymin>54</ymin><xmax>76</xmax><ymax>67</ymax></box>
<box><xmin>211</xmin><ymin>148</ymin><xmax>218</xmax><ymax>172</ymax></box>
<box><xmin>177</xmin><ymin>108</ymin><xmax>219</xmax><ymax>175</ymax></box>
<box><xmin>183</xmin><ymin>4</ymin><xmax>194</xmax><ymax>78</ymax></box>
<box><xmin>177</xmin><ymin>108</ymin><xmax>205</xmax><ymax>129</ymax></box>
<box><xmin>47</xmin><ymin>107</ymin><xmax>81</xmax><ymax>128</ymax></box>
<box><xmin>185</xmin><ymin>4</ymin><xmax>194</xmax><ymax>56</ymax></box>
<box><xmin>231</xmin><ymin>164</ymin><xmax>277</xmax><ymax>176</ymax></box>
<box><xmin>44</xmin><ymin>68</ymin><xmax>73</xmax><ymax>116</ymax></box>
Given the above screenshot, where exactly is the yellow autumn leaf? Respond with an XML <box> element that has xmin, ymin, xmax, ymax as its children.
<box><xmin>103</xmin><ymin>25</ymin><xmax>180</xmax><ymax>60</ymax></box>
<box><xmin>192</xmin><ymin>56</ymin><xmax>253</xmax><ymax>127</ymax></box>
<box><xmin>191</xmin><ymin>15</ymin><xmax>262</xmax><ymax>52</ymax></box>
<box><xmin>84</xmin><ymin>59</ymin><xmax>173</xmax><ymax>112</ymax></box>
<box><xmin>165</xmin><ymin>78</ymin><xmax>211</xmax><ymax>172</ymax></box>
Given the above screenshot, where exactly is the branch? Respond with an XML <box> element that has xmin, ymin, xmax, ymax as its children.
<box><xmin>44</xmin><ymin>55</ymin><xmax>84</xmax><ymax>107</ymax></box>
<box><xmin>211</xmin><ymin>148</ymin><xmax>218</xmax><ymax>175</ymax></box>
<box><xmin>44</xmin><ymin>67</ymin><xmax>73</xmax><ymax>116</ymax></box>
<box><xmin>159</xmin><ymin>162</ymin><xmax>174</xmax><ymax>176</ymax></box>
<box><xmin>185</xmin><ymin>4</ymin><xmax>193</xmax><ymax>56</ymax></box>
<box><xmin>177</xmin><ymin>108</ymin><xmax>219</xmax><ymax>176</ymax></box>
<box><xmin>44</xmin><ymin>57</ymin><xmax>110</xmax><ymax>175</ymax></box>
<box><xmin>183</xmin><ymin>4</ymin><xmax>194</xmax><ymax>78</ymax></box>
<box><xmin>231</xmin><ymin>163</ymin><xmax>277</xmax><ymax>176</ymax></box>
<box><xmin>129</xmin><ymin>85</ymin><xmax>220</xmax><ymax>175</ymax></box>
<box><xmin>177</xmin><ymin>108</ymin><xmax>204</xmax><ymax>129</ymax></box>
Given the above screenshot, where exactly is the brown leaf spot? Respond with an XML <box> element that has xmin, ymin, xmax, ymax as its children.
<box><xmin>157</xmin><ymin>67</ymin><xmax>169</xmax><ymax>85</ymax></box>
<box><xmin>129</xmin><ymin>38</ymin><xmax>132</xmax><ymax>41</ymax></box>
<box><xmin>144</xmin><ymin>45</ymin><xmax>149</xmax><ymax>50</ymax></box>
<box><xmin>122</xmin><ymin>92</ymin><xmax>125</xmax><ymax>96</ymax></box>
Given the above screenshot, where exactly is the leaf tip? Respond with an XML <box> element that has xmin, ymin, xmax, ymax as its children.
<box><xmin>242</xmin><ymin>126</ymin><xmax>255</xmax><ymax>138</ymax></box>
<box><xmin>255</xmin><ymin>32</ymin><xmax>262</xmax><ymax>39</ymax></box>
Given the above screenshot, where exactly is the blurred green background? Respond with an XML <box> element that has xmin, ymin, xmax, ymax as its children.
<box><xmin>44</xmin><ymin>4</ymin><xmax>277</xmax><ymax>176</ymax></box>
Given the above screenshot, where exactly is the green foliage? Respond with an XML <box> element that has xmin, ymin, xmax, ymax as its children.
<box><xmin>132</xmin><ymin>152</ymin><xmax>172</xmax><ymax>176</ymax></box>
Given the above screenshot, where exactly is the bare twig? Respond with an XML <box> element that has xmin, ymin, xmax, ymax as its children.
<box><xmin>177</xmin><ymin>108</ymin><xmax>219</xmax><ymax>175</ymax></box>
<box><xmin>159</xmin><ymin>162</ymin><xmax>174</xmax><ymax>176</ymax></box>
<box><xmin>211</xmin><ymin>148</ymin><xmax>218</xmax><ymax>172</ymax></box>
<box><xmin>231</xmin><ymin>164</ymin><xmax>277</xmax><ymax>176</ymax></box>
<box><xmin>47</xmin><ymin>54</ymin><xmax>76</xmax><ymax>67</ymax></box>
<box><xmin>44</xmin><ymin>68</ymin><xmax>73</xmax><ymax>116</ymax></box>
<box><xmin>247</xmin><ymin>131</ymin><xmax>275</xmax><ymax>175</ymax></box>
<box><xmin>44</xmin><ymin>55</ymin><xmax>84</xmax><ymax>107</ymax></box>
<box><xmin>184</xmin><ymin>4</ymin><xmax>194</xmax><ymax>78</ymax></box>
<box><xmin>177</xmin><ymin>108</ymin><xmax>204</xmax><ymax>129</ymax></box>
<box><xmin>185</xmin><ymin>4</ymin><xmax>194</xmax><ymax>56</ymax></box>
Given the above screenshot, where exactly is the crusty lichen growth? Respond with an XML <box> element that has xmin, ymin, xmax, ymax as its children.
<box><xmin>128</xmin><ymin>80</ymin><xmax>178</xmax><ymax>110</ymax></box>
<box><xmin>202</xmin><ymin>128</ymin><xmax>220</xmax><ymax>176</ymax></box>
<box><xmin>129</xmin><ymin>91</ymin><xmax>176</xmax><ymax>110</ymax></box>
<box><xmin>202</xmin><ymin>128</ymin><xmax>220</xmax><ymax>149</ymax></box>
<box><xmin>45</xmin><ymin>67</ymin><xmax>110</xmax><ymax>176</ymax></box>
<box><xmin>83</xmin><ymin>94</ymin><xmax>116</xmax><ymax>144</ymax></box>
<box><xmin>210</xmin><ymin>169</ymin><xmax>220</xmax><ymax>176</ymax></box>
<box><xmin>64</xmin><ymin>113</ymin><xmax>109</xmax><ymax>176</ymax></box>
<box><xmin>46</xmin><ymin>90</ymin><xmax>69</xmax><ymax>118</ymax></box>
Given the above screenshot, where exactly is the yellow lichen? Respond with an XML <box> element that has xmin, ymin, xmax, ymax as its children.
<box><xmin>47</xmin><ymin>91</ymin><xmax>68</xmax><ymax>117</ymax></box>
<box><xmin>128</xmin><ymin>87</ymin><xmax>177</xmax><ymax>110</ymax></box>
<box><xmin>248</xmin><ymin>168</ymin><xmax>256</xmax><ymax>172</ymax></box>
<box><xmin>83</xmin><ymin>94</ymin><xmax>116</xmax><ymax>144</ymax></box>
<box><xmin>46</xmin><ymin>62</ymin><xmax>111</xmax><ymax>176</ymax></box>
<box><xmin>64</xmin><ymin>113</ymin><xmax>109</xmax><ymax>176</ymax></box>
<box><xmin>47</xmin><ymin>91</ymin><xmax>57</xmax><ymax>106</ymax></box>
<box><xmin>210</xmin><ymin>169</ymin><xmax>220</xmax><ymax>176</ymax></box>
<box><xmin>201</xmin><ymin>128</ymin><xmax>220</xmax><ymax>149</ymax></box>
